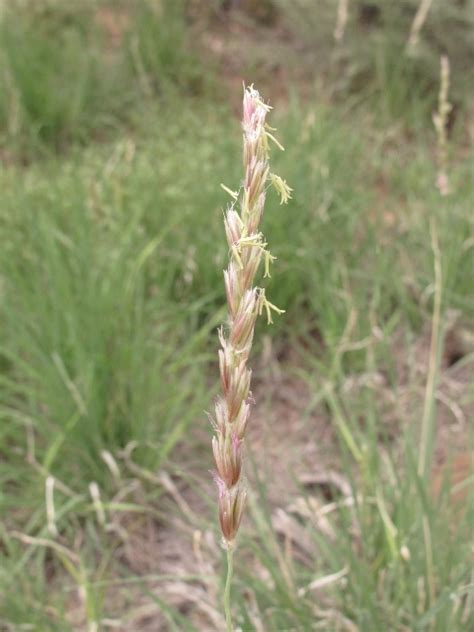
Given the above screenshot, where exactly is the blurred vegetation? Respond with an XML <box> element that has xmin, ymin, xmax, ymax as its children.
<box><xmin>0</xmin><ymin>0</ymin><xmax>473</xmax><ymax>630</ymax></box>
<box><xmin>278</xmin><ymin>0</ymin><xmax>474</xmax><ymax>112</ymax></box>
<box><xmin>0</xmin><ymin>0</ymin><xmax>210</xmax><ymax>155</ymax></box>
<box><xmin>2</xmin><ymin>0</ymin><xmax>473</xmax><ymax>156</ymax></box>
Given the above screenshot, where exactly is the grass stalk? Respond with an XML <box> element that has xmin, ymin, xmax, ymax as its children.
<box><xmin>418</xmin><ymin>220</ymin><xmax>443</xmax><ymax>478</ymax></box>
<box><xmin>407</xmin><ymin>0</ymin><xmax>434</xmax><ymax>51</ymax></box>
<box><xmin>210</xmin><ymin>84</ymin><xmax>290</xmax><ymax>628</ymax></box>
<box><xmin>224</xmin><ymin>546</ymin><xmax>234</xmax><ymax>632</ymax></box>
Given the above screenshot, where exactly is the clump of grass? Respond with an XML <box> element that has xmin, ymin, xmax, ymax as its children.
<box><xmin>0</xmin><ymin>0</ymin><xmax>209</xmax><ymax>157</ymax></box>
<box><xmin>226</xmin><ymin>218</ymin><xmax>472</xmax><ymax>629</ymax></box>
<box><xmin>127</xmin><ymin>0</ymin><xmax>208</xmax><ymax>98</ymax></box>
<box><xmin>0</xmin><ymin>132</ymin><xmax>215</xmax><ymax>493</ymax></box>
<box><xmin>0</xmin><ymin>1</ymin><xmax>118</xmax><ymax>153</ymax></box>
<box><xmin>210</xmin><ymin>85</ymin><xmax>291</xmax><ymax>630</ymax></box>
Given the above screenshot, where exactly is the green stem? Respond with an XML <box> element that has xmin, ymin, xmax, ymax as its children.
<box><xmin>224</xmin><ymin>545</ymin><xmax>234</xmax><ymax>632</ymax></box>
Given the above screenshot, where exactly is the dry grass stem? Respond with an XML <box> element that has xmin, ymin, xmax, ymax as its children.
<box><xmin>407</xmin><ymin>0</ymin><xmax>434</xmax><ymax>51</ymax></box>
<box><xmin>334</xmin><ymin>0</ymin><xmax>350</xmax><ymax>43</ymax></box>
<box><xmin>433</xmin><ymin>55</ymin><xmax>452</xmax><ymax>196</ymax></box>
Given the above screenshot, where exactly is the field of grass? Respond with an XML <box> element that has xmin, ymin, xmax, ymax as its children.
<box><xmin>0</xmin><ymin>1</ymin><xmax>473</xmax><ymax>630</ymax></box>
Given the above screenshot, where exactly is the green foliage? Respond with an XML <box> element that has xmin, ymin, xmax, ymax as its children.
<box><xmin>0</xmin><ymin>126</ymin><xmax>216</xmax><ymax>489</ymax></box>
<box><xmin>237</xmin><ymin>441</ymin><xmax>473</xmax><ymax>631</ymax></box>
<box><xmin>127</xmin><ymin>0</ymin><xmax>208</xmax><ymax>96</ymax></box>
<box><xmin>0</xmin><ymin>1</ymin><xmax>116</xmax><ymax>152</ymax></box>
<box><xmin>0</xmin><ymin>0</ymin><xmax>209</xmax><ymax>155</ymax></box>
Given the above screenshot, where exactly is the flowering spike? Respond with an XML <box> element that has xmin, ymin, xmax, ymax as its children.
<box><xmin>211</xmin><ymin>85</ymin><xmax>290</xmax><ymax>547</ymax></box>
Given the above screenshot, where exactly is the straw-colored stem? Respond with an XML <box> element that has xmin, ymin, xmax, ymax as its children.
<box><xmin>418</xmin><ymin>220</ymin><xmax>442</xmax><ymax>478</ymax></box>
<box><xmin>334</xmin><ymin>0</ymin><xmax>349</xmax><ymax>43</ymax></box>
<box><xmin>224</xmin><ymin>546</ymin><xmax>234</xmax><ymax>632</ymax></box>
<box><xmin>407</xmin><ymin>0</ymin><xmax>434</xmax><ymax>50</ymax></box>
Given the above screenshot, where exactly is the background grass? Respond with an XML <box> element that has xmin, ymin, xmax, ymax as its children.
<box><xmin>0</xmin><ymin>0</ymin><xmax>473</xmax><ymax>630</ymax></box>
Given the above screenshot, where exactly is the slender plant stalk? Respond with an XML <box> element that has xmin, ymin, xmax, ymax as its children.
<box><xmin>211</xmin><ymin>85</ymin><xmax>291</xmax><ymax>630</ymax></box>
<box><xmin>407</xmin><ymin>0</ymin><xmax>434</xmax><ymax>51</ymax></box>
<box><xmin>334</xmin><ymin>0</ymin><xmax>350</xmax><ymax>43</ymax></box>
<box><xmin>224</xmin><ymin>547</ymin><xmax>234</xmax><ymax>632</ymax></box>
<box><xmin>418</xmin><ymin>220</ymin><xmax>442</xmax><ymax>478</ymax></box>
<box><xmin>433</xmin><ymin>55</ymin><xmax>452</xmax><ymax>196</ymax></box>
